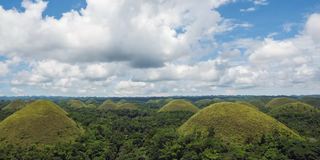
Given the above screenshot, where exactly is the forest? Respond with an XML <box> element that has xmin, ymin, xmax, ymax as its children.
<box><xmin>0</xmin><ymin>95</ymin><xmax>319</xmax><ymax>160</ymax></box>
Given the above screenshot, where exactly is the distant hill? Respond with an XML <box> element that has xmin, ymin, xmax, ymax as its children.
<box><xmin>67</xmin><ymin>99</ymin><xmax>90</xmax><ymax>108</ymax></box>
<box><xmin>269</xmin><ymin>102</ymin><xmax>320</xmax><ymax>139</ymax></box>
<box><xmin>266</xmin><ymin>97</ymin><xmax>299</xmax><ymax>109</ymax></box>
<box><xmin>178</xmin><ymin>102</ymin><xmax>301</xmax><ymax>144</ymax></box>
<box><xmin>1</xmin><ymin>99</ymin><xmax>27</xmax><ymax>111</ymax></box>
<box><xmin>159</xmin><ymin>99</ymin><xmax>199</xmax><ymax>113</ymax></box>
<box><xmin>98</xmin><ymin>99</ymin><xmax>118</xmax><ymax>110</ymax></box>
<box><xmin>0</xmin><ymin>100</ymin><xmax>83</xmax><ymax>146</ymax></box>
<box><xmin>117</xmin><ymin>103</ymin><xmax>139</xmax><ymax>110</ymax></box>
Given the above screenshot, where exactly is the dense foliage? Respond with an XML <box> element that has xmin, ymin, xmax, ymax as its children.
<box><xmin>0</xmin><ymin>96</ymin><xmax>319</xmax><ymax>159</ymax></box>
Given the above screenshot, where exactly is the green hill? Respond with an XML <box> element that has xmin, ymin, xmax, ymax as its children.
<box><xmin>67</xmin><ymin>99</ymin><xmax>89</xmax><ymax>108</ymax></box>
<box><xmin>235</xmin><ymin>101</ymin><xmax>258</xmax><ymax>109</ymax></box>
<box><xmin>0</xmin><ymin>100</ymin><xmax>83</xmax><ymax>146</ymax></box>
<box><xmin>159</xmin><ymin>99</ymin><xmax>199</xmax><ymax>113</ymax></box>
<box><xmin>269</xmin><ymin>102</ymin><xmax>320</xmax><ymax>138</ymax></box>
<box><xmin>266</xmin><ymin>97</ymin><xmax>298</xmax><ymax>109</ymax></box>
<box><xmin>1</xmin><ymin>99</ymin><xmax>27</xmax><ymax>111</ymax></box>
<box><xmin>195</xmin><ymin>99</ymin><xmax>213</xmax><ymax>108</ymax></box>
<box><xmin>117</xmin><ymin>103</ymin><xmax>139</xmax><ymax>110</ymax></box>
<box><xmin>178</xmin><ymin>102</ymin><xmax>301</xmax><ymax>144</ymax></box>
<box><xmin>98</xmin><ymin>99</ymin><xmax>118</xmax><ymax>110</ymax></box>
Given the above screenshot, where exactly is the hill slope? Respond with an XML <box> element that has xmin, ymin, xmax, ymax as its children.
<box><xmin>178</xmin><ymin>102</ymin><xmax>301</xmax><ymax>144</ymax></box>
<box><xmin>269</xmin><ymin>102</ymin><xmax>320</xmax><ymax>139</ymax></box>
<box><xmin>67</xmin><ymin>99</ymin><xmax>88</xmax><ymax>108</ymax></box>
<box><xmin>117</xmin><ymin>103</ymin><xmax>139</xmax><ymax>110</ymax></box>
<box><xmin>0</xmin><ymin>100</ymin><xmax>83</xmax><ymax>146</ymax></box>
<box><xmin>266</xmin><ymin>97</ymin><xmax>298</xmax><ymax>109</ymax></box>
<box><xmin>98</xmin><ymin>99</ymin><xmax>118</xmax><ymax>110</ymax></box>
<box><xmin>159</xmin><ymin>99</ymin><xmax>199</xmax><ymax>113</ymax></box>
<box><xmin>1</xmin><ymin>99</ymin><xmax>27</xmax><ymax>111</ymax></box>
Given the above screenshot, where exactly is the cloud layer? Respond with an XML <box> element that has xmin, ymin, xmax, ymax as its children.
<box><xmin>0</xmin><ymin>0</ymin><xmax>319</xmax><ymax>96</ymax></box>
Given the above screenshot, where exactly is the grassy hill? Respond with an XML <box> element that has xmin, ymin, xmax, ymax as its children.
<box><xmin>178</xmin><ymin>102</ymin><xmax>301</xmax><ymax>144</ymax></box>
<box><xmin>67</xmin><ymin>99</ymin><xmax>89</xmax><ymax>108</ymax></box>
<box><xmin>159</xmin><ymin>99</ymin><xmax>199</xmax><ymax>113</ymax></box>
<box><xmin>236</xmin><ymin>101</ymin><xmax>258</xmax><ymax>109</ymax></box>
<box><xmin>266</xmin><ymin>97</ymin><xmax>299</xmax><ymax>109</ymax></box>
<box><xmin>269</xmin><ymin>102</ymin><xmax>320</xmax><ymax>139</ymax></box>
<box><xmin>0</xmin><ymin>100</ymin><xmax>83</xmax><ymax>146</ymax></box>
<box><xmin>98</xmin><ymin>99</ymin><xmax>118</xmax><ymax>110</ymax></box>
<box><xmin>1</xmin><ymin>99</ymin><xmax>27</xmax><ymax>111</ymax></box>
<box><xmin>117</xmin><ymin>103</ymin><xmax>139</xmax><ymax>110</ymax></box>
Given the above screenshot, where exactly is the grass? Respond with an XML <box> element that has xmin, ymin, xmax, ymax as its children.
<box><xmin>117</xmin><ymin>103</ymin><xmax>139</xmax><ymax>110</ymax></box>
<box><xmin>268</xmin><ymin>102</ymin><xmax>320</xmax><ymax>139</ymax></box>
<box><xmin>178</xmin><ymin>102</ymin><xmax>302</xmax><ymax>144</ymax></box>
<box><xmin>235</xmin><ymin>101</ymin><xmax>258</xmax><ymax>110</ymax></box>
<box><xmin>98</xmin><ymin>99</ymin><xmax>118</xmax><ymax>110</ymax></box>
<box><xmin>159</xmin><ymin>99</ymin><xmax>199</xmax><ymax>113</ymax></box>
<box><xmin>1</xmin><ymin>99</ymin><xmax>27</xmax><ymax>111</ymax></box>
<box><xmin>266</xmin><ymin>97</ymin><xmax>299</xmax><ymax>109</ymax></box>
<box><xmin>68</xmin><ymin>99</ymin><xmax>90</xmax><ymax>108</ymax></box>
<box><xmin>0</xmin><ymin>100</ymin><xmax>83</xmax><ymax>146</ymax></box>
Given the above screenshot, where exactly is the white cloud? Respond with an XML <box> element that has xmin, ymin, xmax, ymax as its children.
<box><xmin>240</xmin><ymin>7</ymin><xmax>256</xmax><ymax>12</ymax></box>
<box><xmin>0</xmin><ymin>0</ymin><xmax>232</xmax><ymax>68</ymax></box>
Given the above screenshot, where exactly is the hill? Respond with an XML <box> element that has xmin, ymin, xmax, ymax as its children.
<box><xmin>159</xmin><ymin>99</ymin><xmax>199</xmax><ymax>113</ymax></box>
<box><xmin>1</xmin><ymin>99</ymin><xmax>27</xmax><ymax>111</ymax></box>
<box><xmin>117</xmin><ymin>103</ymin><xmax>139</xmax><ymax>110</ymax></box>
<box><xmin>178</xmin><ymin>102</ymin><xmax>301</xmax><ymax>144</ymax></box>
<box><xmin>98</xmin><ymin>99</ymin><xmax>118</xmax><ymax>110</ymax></box>
<box><xmin>266</xmin><ymin>97</ymin><xmax>299</xmax><ymax>109</ymax></box>
<box><xmin>0</xmin><ymin>100</ymin><xmax>83</xmax><ymax>146</ymax></box>
<box><xmin>235</xmin><ymin>101</ymin><xmax>258</xmax><ymax>109</ymax></box>
<box><xmin>67</xmin><ymin>99</ymin><xmax>89</xmax><ymax>108</ymax></box>
<box><xmin>269</xmin><ymin>102</ymin><xmax>320</xmax><ymax>139</ymax></box>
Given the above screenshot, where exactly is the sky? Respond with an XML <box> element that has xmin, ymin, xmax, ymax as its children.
<box><xmin>0</xmin><ymin>0</ymin><xmax>319</xmax><ymax>96</ymax></box>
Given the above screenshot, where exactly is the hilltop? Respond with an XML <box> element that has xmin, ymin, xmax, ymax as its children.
<box><xmin>117</xmin><ymin>103</ymin><xmax>139</xmax><ymax>110</ymax></box>
<box><xmin>67</xmin><ymin>99</ymin><xmax>90</xmax><ymax>108</ymax></box>
<box><xmin>269</xmin><ymin>102</ymin><xmax>320</xmax><ymax>138</ymax></box>
<box><xmin>266</xmin><ymin>97</ymin><xmax>299</xmax><ymax>109</ymax></box>
<box><xmin>98</xmin><ymin>99</ymin><xmax>118</xmax><ymax>110</ymax></box>
<box><xmin>0</xmin><ymin>100</ymin><xmax>83</xmax><ymax>146</ymax></box>
<box><xmin>235</xmin><ymin>101</ymin><xmax>258</xmax><ymax>109</ymax></box>
<box><xmin>178</xmin><ymin>102</ymin><xmax>301</xmax><ymax>144</ymax></box>
<box><xmin>1</xmin><ymin>99</ymin><xmax>27</xmax><ymax>111</ymax></box>
<box><xmin>159</xmin><ymin>99</ymin><xmax>199</xmax><ymax>113</ymax></box>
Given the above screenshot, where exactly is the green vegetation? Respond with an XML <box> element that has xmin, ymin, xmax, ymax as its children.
<box><xmin>0</xmin><ymin>100</ymin><xmax>83</xmax><ymax>146</ymax></box>
<box><xmin>266</xmin><ymin>97</ymin><xmax>299</xmax><ymax>108</ymax></box>
<box><xmin>236</xmin><ymin>101</ymin><xmax>258</xmax><ymax>109</ymax></box>
<box><xmin>117</xmin><ymin>103</ymin><xmax>139</xmax><ymax>110</ymax></box>
<box><xmin>269</xmin><ymin>102</ymin><xmax>320</xmax><ymax>139</ymax></box>
<box><xmin>67</xmin><ymin>99</ymin><xmax>89</xmax><ymax>108</ymax></box>
<box><xmin>194</xmin><ymin>99</ymin><xmax>214</xmax><ymax>108</ymax></box>
<box><xmin>1</xmin><ymin>99</ymin><xmax>27</xmax><ymax>111</ymax></box>
<box><xmin>0</xmin><ymin>96</ymin><xmax>319</xmax><ymax>159</ymax></box>
<box><xmin>178</xmin><ymin>102</ymin><xmax>301</xmax><ymax>144</ymax></box>
<box><xmin>98</xmin><ymin>99</ymin><xmax>118</xmax><ymax>110</ymax></box>
<box><xmin>159</xmin><ymin>99</ymin><xmax>199</xmax><ymax>113</ymax></box>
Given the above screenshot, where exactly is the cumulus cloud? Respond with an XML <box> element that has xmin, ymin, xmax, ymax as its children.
<box><xmin>0</xmin><ymin>0</ymin><xmax>232</xmax><ymax>68</ymax></box>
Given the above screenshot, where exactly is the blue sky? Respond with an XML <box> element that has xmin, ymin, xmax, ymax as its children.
<box><xmin>0</xmin><ymin>0</ymin><xmax>319</xmax><ymax>96</ymax></box>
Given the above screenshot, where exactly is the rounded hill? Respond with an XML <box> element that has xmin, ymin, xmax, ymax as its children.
<box><xmin>2</xmin><ymin>99</ymin><xmax>27</xmax><ymax>111</ymax></box>
<box><xmin>67</xmin><ymin>99</ymin><xmax>89</xmax><ymax>108</ymax></box>
<box><xmin>117</xmin><ymin>103</ymin><xmax>139</xmax><ymax>110</ymax></box>
<box><xmin>0</xmin><ymin>100</ymin><xmax>83</xmax><ymax>146</ymax></box>
<box><xmin>178</xmin><ymin>102</ymin><xmax>301</xmax><ymax>144</ymax></box>
<box><xmin>159</xmin><ymin>99</ymin><xmax>199</xmax><ymax>113</ymax></box>
<box><xmin>268</xmin><ymin>102</ymin><xmax>320</xmax><ymax>138</ymax></box>
<box><xmin>266</xmin><ymin>97</ymin><xmax>299</xmax><ymax>109</ymax></box>
<box><xmin>98</xmin><ymin>99</ymin><xmax>118</xmax><ymax>110</ymax></box>
<box><xmin>235</xmin><ymin>101</ymin><xmax>258</xmax><ymax>109</ymax></box>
